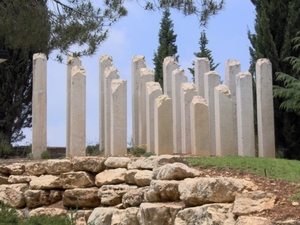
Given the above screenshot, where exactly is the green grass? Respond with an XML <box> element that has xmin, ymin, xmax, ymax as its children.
<box><xmin>186</xmin><ymin>156</ymin><xmax>300</xmax><ymax>182</ymax></box>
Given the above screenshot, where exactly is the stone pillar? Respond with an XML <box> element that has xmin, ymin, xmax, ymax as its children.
<box><xmin>32</xmin><ymin>53</ymin><xmax>47</xmax><ymax>159</ymax></box>
<box><xmin>171</xmin><ymin>69</ymin><xmax>188</xmax><ymax>154</ymax></box>
<box><xmin>104</xmin><ymin>67</ymin><xmax>119</xmax><ymax>155</ymax></box>
<box><xmin>139</xmin><ymin>68</ymin><xmax>154</xmax><ymax>146</ymax></box>
<box><xmin>154</xmin><ymin>95</ymin><xmax>173</xmax><ymax>155</ymax></box>
<box><xmin>256</xmin><ymin>59</ymin><xmax>275</xmax><ymax>158</ymax></box>
<box><xmin>194</xmin><ymin>57</ymin><xmax>210</xmax><ymax>97</ymax></box>
<box><xmin>163</xmin><ymin>56</ymin><xmax>178</xmax><ymax>96</ymax></box>
<box><xmin>69</xmin><ymin>66</ymin><xmax>86</xmax><ymax>157</ymax></box>
<box><xmin>132</xmin><ymin>56</ymin><xmax>146</xmax><ymax>146</ymax></box>
<box><xmin>146</xmin><ymin>82</ymin><xmax>162</xmax><ymax>153</ymax></box>
<box><xmin>190</xmin><ymin>96</ymin><xmax>211</xmax><ymax>156</ymax></box>
<box><xmin>204</xmin><ymin>71</ymin><xmax>221</xmax><ymax>156</ymax></box>
<box><xmin>99</xmin><ymin>55</ymin><xmax>113</xmax><ymax>151</ymax></box>
<box><xmin>214</xmin><ymin>85</ymin><xmax>235</xmax><ymax>156</ymax></box>
<box><xmin>66</xmin><ymin>55</ymin><xmax>81</xmax><ymax>157</ymax></box>
<box><xmin>181</xmin><ymin>83</ymin><xmax>198</xmax><ymax>154</ymax></box>
<box><xmin>225</xmin><ymin>60</ymin><xmax>241</xmax><ymax>155</ymax></box>
<box><xmin>110</xmin><ymin>79</ymin><xmax>127</xmax><ymax>156</ymax></box>
<box><xmin>236</xmin><ymin>72</ymin><xmax>255</xmax><ymax>157</ymax></box>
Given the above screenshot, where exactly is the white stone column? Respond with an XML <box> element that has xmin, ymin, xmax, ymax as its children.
<box><xmin>194</xmin><ymin>57</ymin><xmax>210</xmax><ymax>97</ymax></box>
<box><xmin>256</xmin><ymin>59</ymin><xmax>275</xmax><ymax>158</ymax></box>
<box><xmin>146</xmin><ymin>82</ymin><xmax>162</xmax><ymax>153</ymax></box>
<box><xmin>66</xmin><ymin>55</ymin><xmax>81</xmax><ymax>157</ymax></box>
<box><xmin>181</xmin><ymin>83</ymin><xmax>198</xmax><ymax>154</ymax></box>
<box><xmin>99</xmin><ymin>55</ymin><xmax>113</xmax><ymax>151</ymax></box>
<box><xmin>110</xmin><ymin>79</ymin><xmax>127</xmax><ymax>156</ymax></box>
<box><xmin>32</xmin><ymin>53</ymin><xmax>47</xmax><ymax>159</ymax></box>
<box><xmin>154</xmin><ymin>95</ymin><xmax>173</xmax><ymax>155</ymax></box>
<box><xmin>163</xmin><ymin>56</ymin><xmax>178</xmax><ymax>96</ymax></box>
<box><xmin>204</xmin><ymin>71</ymin><xmax>221</xmax><ymax>156</ymax></box>
<box><xmin>190</xmin><ymin>96</ymin><xmax>211</xmax><ymax>156</ymax></box>
<box><xmin>214</xmin><ymin>85</ymin><xmax>235</xmax><ymax>156</ymax></box>
<box><xmin>139</xmin><ymin>68</ymin><xmax>154</xmax><ymax>146</ymax></box>
<box><xmin>104</xmin><ymin>66</ymin><xmax>119</xmax><ymax>155</ymax></box>
<box><xmin>131</xmin><ymin>56</ymin><xmax>146</xmax><ymax>146</ymax></box>
<box><xmin>236</xmin><ymin>72</ymin><xmax>255</xmax><ymax>157</ymax></box>
<box><xmin>225</xmin><ymin>60</ymin><xmax>241</xmax><ymax>155</ymax></box>
<box><xmin>171</xmin><ymin>69</ymin><xmax>188</xmax><ymax>154</ymax></box>
<box><xmin>70</xmin><ymin>66</ymin><xmax>86</xmax><ymax>157</ymax></box>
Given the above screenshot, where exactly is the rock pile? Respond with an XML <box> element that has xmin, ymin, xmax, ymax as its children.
<box><xmin>0</xmin><ymin>155</ymin><xmax>297</xmax><ymax>224</ymax></box>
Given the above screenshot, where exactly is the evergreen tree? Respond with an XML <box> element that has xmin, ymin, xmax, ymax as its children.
<box><xmin>248</xmin><ymin>0</ymin><xmax>300</xmax><ymax>159</ymax></box>
<box><xmin>153</xmin><ymin>8</ymin><xmax>179</xmax><ymax>89</ymax></box>
<box><xmin>188</xmin><ymin>30</ymin><xmax>219</xmax><ymax>82</ymax></box>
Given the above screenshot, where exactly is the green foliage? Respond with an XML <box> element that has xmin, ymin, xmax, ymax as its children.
<box><xmin>86</xmin><ymin>143</ymin><xmax>104</xmax><ymax>156</ymax></box>
<box><xmin>189</xmin><ymin>30</ymin><xmax>220</xmax><ymax>81</ymax></box>
<box><xmin>153</xmin><ymin>8</ymin><xmax>179</xmax><ymax>89</ymax></box>
<box><xmin>41</xmin><ymin>150</ymin><xmax>51</xmax><ymax>159</ymax></box>
<box><xmin>0</xmin><ymin>203</ymin><xmax>19</xmax><ymax>225</ymax></box>
<box><xmin>127</xmin><ymin>145</ymin><xmax>147</xmax><ymax>157</ymax></box>
<box><xmin>0</xmin><ymin>133</ymin><xmax>12</xmax><ymax>158</ymax></box>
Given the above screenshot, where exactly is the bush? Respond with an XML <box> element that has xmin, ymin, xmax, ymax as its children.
<box><xmin>0</xmin><ymin>134</ymin><xmax>12</xmax><ymax>158</ymax></box>
<box><xmin>86</xmin><ymin>143</ymin><xmax>103</xmax><ymax>156</ymax></box>
<box><xmin>127</xmin><ymin>144</ymin><xmax>147</xmax><ymax>157</ymax></box>
<box><xmin>41</xmin><ymin>150</ymin><xmax>51</xmax><ymax>159</ymax></box>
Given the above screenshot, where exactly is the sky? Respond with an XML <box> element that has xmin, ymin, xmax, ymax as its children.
<box><xmin>16</xmin><ymin>0</ymin><xmax>256</xmax><ymax>147</ymax></box>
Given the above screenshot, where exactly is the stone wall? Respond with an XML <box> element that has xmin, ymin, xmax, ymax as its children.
<box><xmin>0</xmin><ymin>156</ymin><xmax>293</xmax><ymax>225</ymax></box>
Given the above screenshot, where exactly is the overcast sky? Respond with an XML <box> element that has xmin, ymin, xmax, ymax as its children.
<box><xmin>16</xmin><ymin>0</ymin><xmax>256</xmax><ymax>147</ymax></box>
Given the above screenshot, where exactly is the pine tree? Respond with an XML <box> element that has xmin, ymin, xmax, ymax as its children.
<box><xmin>153</xmin><ymin>8</ymin><xmax>179</xmax><ymax>89</ymax></box>
<box><xmin>248</xmin><ymin>0</ymin><xmax>300</xmax><ymax>159</ymax></box>
<box><xmin>189</xmin><ymin>30</ymin><xmax>219</xmax><ymax>82</ymax></box>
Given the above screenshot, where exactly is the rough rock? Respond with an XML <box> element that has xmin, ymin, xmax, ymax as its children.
<box><xmin>44</xmin><ymin>159</ymin><xmax>72</xmax><ymax>175</ymax></box>
<box><xmin>95</xmin><ymin>168</ymin><xmax>127</xmax><ymax>186</ymax></box>
<box><xmin>0</xmin><ymin>183</ymin><xmax>28</xmax><ymax>208</ymax></box>
<box><xmin>178</xmin><ymin>177</ymin><xmax>257</xmax><ymax>206</ymax></box>
<box><xmin>25</xmin><ymin>162</ymin><xmax>46</xmax><ymax>176</ymax></box>
<box><xmin>60</xmin><ymin>171</ymin><xmax>94</xmax><ymax>189</ymax></box>
<box><xmin>174</xmin><ymin>203</ymin><xmax>235</xmax><ymax>225</ymax></box>
<box><xmin>125</xmin><ymin>169</ymin><xmax>140</xmax><ymax>184</ymax></box>
<box><xmin>72</xmin><ymin>157</ymin><xmax>106</xmax><ymax>173</ymax></box>
<box><xmin>0</xmin><ymin>175</ymin><xmax>8</xmax><ymax>184</ymax></box>
<box><xmin>235</xmin><ymin>216</ymin><xmax>271</xmax><ymax>225</ymax></box>
<box><xmin>30</xmin><ymin>175</ymin><xmax>62</xmax><ymax>189</ymax></box>
<box><xmin>105</xmin><ymin>157</ymin><xmax>131</xmax><ymax>168</ymax></box>
<box><xmin>67</xmin><ymin>210</ymin><xmax>92</xmax><ymax>224</ymax></box>
<box><xmin>134</xmin><ymin>170</ymin><xmax>153</xmax><ymax>186</ymax></box>
<box><xmin>0</xmin><ymin>163</ymin><xmax>25</xmax><ymax>175</ymax></box>
<box><xmin>146</xmin><ymin>180</ymin><xmax>181</xmax><ymax>202</ymax></box>
<box><xmin>25</xmin><ymin>190</ymin><xmax>62</xmax><ymax>208</ymax></box>
<box><xmin>154</xmin><ymin>155</ymin><xmax>187</xmax><ymax>168</ymax></box>
<box><xmin>152</xmin><ymin>162</ymin><xmax>202</xmax><ymax>180</ymax></box>
<box><xmin>233</xmin><ymin>191</ymin><xmax>276</xmax><ymax>215</ymax></box>
<box><xmin>87</xmin><ymin>207</ymin><xmax>118</xmax><ymax>225</ymax></box>
<box><xmin>272</xmin><ymin>220</ymin><xmax>300</xmax><ymax>224</ymax></box>
<box><xmin>111</xmin><ymin>208</ymin><xmax>139</xmax><ymax>225</ymax></box>
<box><xmin>63</xmin><ymin>188</ymin><xmax>100</xmax><ymax>208</ymax></box>
<box><xmin>122</xmin><ymin>187</ymin><xmax>149</xmax><ymax>208</ymax></box>
<box><xmin>8</xmin><ymin>175</ymin><xmax>32</xmax><ymax>184</ymax></box>
<box><xmin>137</xmin><ymin>202</ymin><xmax>185</xmax><ymax>225</ymax></box>
<box><xmin>28</xmin><ymin>207</ymin><xmax>67</xmax><ymax>217</ymax></box>
<box><xmin>127</xmin><ymin>156</ymin><xmax>157</xmax><ymax>170</ymax></box>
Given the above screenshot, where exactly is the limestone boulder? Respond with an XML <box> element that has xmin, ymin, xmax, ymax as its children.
<box><xmin>134</xmin><ymin>170</ymin><xmax>153</xmax><ymax>186</ymax></box>
<box><xmin>272</xmin><ymin>220</ymin><xmax>300</xmax><ymax>225</ymax></box>
<box><xmin>60</xmin><ymin>171</ymin><xmax>94</xmax><ymax>189</ymax></box>
<box><xmin>146</xmin><ymin>180</ymin><xmax>180</xmax><ymax>202</ymax></box>
<box><xmin>137</xmin><ymin>202</ymin><xmax>184</xmax><ymax>225</ymax></box>
<box><xmin>174</xmin><ymin>203</ymin><xmax>235</xmax><ymax>225</ymax></box>
<box><xmin>72</xmin><ymin>156</ymin><xmax>106</xmax><ymax>173</ymax></box>
<box><xmin>122</xmin><ymin>187</ymin><xmax>149</xmax><ymax>208</ymax></box>
<box><xmin>0</xmin><ymin>175</ymin><xmax>8</xmax><ymax>184</ymax></box>
<box><xmin>25</xmin><ymin>162</ymin><xmax>46</xmax><ymax>176</ymax></box>
<box><xmin>44</xmin><ymin>159</ymin><xmax>72</xmax><ymax>175</ymax></box>
<box><xmin>67</xmin><ymin>210</ymin><xmax>92</xmax><ymax>224</ymax></box>
<box><xmin>152</xmin><ymin>162</ymin><xmax>202</xmax><ymax>180</ymax></box>
<box><xmin>63</xmin><ymin>188</ymin><xmax>100</xmax><ymax>208</ymax></box>
<box><xmin>233</xmin><ymin>191</ymin><xmax>276</xmax><ymax>215</ymax></box>
<box><xmin>87</xmin><ymin>207</ymin><xmax>118</xmax><ymax>225</ymax></box>
<box><xmin>0</xmin><ymin>163</ymin><xmax>25</xmax><ymax>175</ymax></box>
<box><xmin>0</xmin><ymin>184</ymin><xmax>28</xmax><ymax>208</ymax></box>
<box><xmin>127</xmin><ymin>156</ymin><xmax>157</xmax><ymax>170</ymax></box>
<box><xmin>235</xmin><ymin>216</ymin><xmax>271</xmax><ymax>225</ymax></box>
<box><xmin>28</xmin><ymin>207</ymin><xmax>67</xmax><ymax>217</ymax></box>
<box><xmin>111</xmin><ymin>208</ymin><xmax>139</xmax><ymax>225</ymax></box>
<box><xmin>178</xmin><ymin>177</ymin><xmax>257</xmax><ymax>206</ymax></box>
<box><xmin>25</xmin><ymin>190</ymin><xmax>62</xmax><ymax>208</ymax></box>
<box><xmin>30</xmin><ymin>175</ymin><xmax>62</xmax><ymax>189</ymax></box>
<box><xmin>105</xmin><ymin>157</ymin><xmax>131</xmax><ymax>168</ymax></box>
<box><xmin>8</xmin><ymin>175</ymin><xmax>32</xmax><ymax>184</ymax></box>
<box><xmin>99</xmin><ymin>184</ymin><xmax>137</xmax><ymax>206</ymax></box>
<box><xmin>95</xmin><ymin>168</ymin><xmax>127</xmax><ymax>186</ymax></box>
<box><xmin>125</xmin><ymin>169</ymin><xmax>140</xmax><ymax>184</ymax></box>
<box><xmin>154</xmin><ymin>155</ymin><xmax>187</xmax><ymax>168</ymax></box>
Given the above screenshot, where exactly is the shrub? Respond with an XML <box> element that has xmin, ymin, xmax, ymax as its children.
<box><xmin>128</xmin><ymin>144</ymin><xmax>147</xmax><ymax>157</ymax></box>
<box><xmin>41</xmin><ymin>150</ymin><xmax>51</xmax><ymax>159</ymax></box>
<box><xmin>0</xmin><ymin>134</ymin><xmax>12</xmax><ymax>158</ymax></box>
<box><xmin>86</xmin><ymin>143</ymin><xmax>103</xmax><ymax>156</ymax></box>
